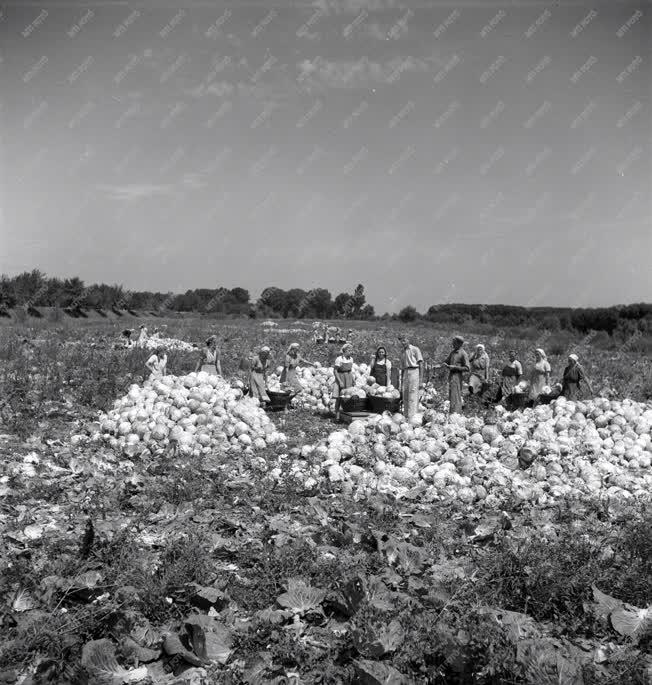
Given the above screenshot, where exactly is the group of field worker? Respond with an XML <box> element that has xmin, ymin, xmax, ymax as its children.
<box><xmin>138</xmin><ymin>328</ymin><xmax>593</xmax><ymax>421</ymax></box>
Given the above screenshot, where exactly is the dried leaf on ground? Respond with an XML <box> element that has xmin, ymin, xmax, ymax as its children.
<box><xmin>184</xmin><ymin>613</ymin><xmax>233</xmax><ymax>664</ymax></box>
<box><xmin>353</xmin><ymin>659</ymin><xmax>409</xmax><ymax>685</ymax></box>
<box><xmin>81</xmin><ymin>638</ymin><xmax>149</xmax><ymax>684</ymax></box>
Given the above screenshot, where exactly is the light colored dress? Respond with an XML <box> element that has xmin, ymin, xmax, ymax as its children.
<box><xmin>280</xmin><ymin>354</ymin><xmax>306</xmax><ymax>392</ymax></box>
<box><xmin>446</xmin><ymin>349</ymin><xmax>470</xmax><ymax>414</ymax></box>
<box><xmin>199</xmin><ymin>347</ymin><xmax>220</xmax><ymax>375</ymax></box>
<box><xmin>468</xmin><ymin>353</ymin><xmax>489</xmax><ymax>394</ymax></box>
<box><xmin>332</xmin><ymin>355</ymin><xmax>354</xmax><ymax>398</ymax></box>
<box><xmin>249</xmin><ymin>356</ymin><xmax>270</xmax><ymax>403</ymax></box>
<box><xmin>147</xmin><ymin>353</ymin><xmax>167</xmax><ymax>379</ymax></box>
<box><xmin>529</xmin><ymin>359</ymin><xmax>551</xmax><ymax>400</ymax></box>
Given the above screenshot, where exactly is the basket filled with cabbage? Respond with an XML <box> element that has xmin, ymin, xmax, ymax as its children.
<box><xmin>366</xmin><ymin>375</ymin><xmax>402</xmax><ymax>413</ymax></box>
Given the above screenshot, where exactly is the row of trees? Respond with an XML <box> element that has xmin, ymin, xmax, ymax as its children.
<box><xmin>394</xmin><ymin>302</ymin><xmax>652</xmax><ymax>336</ymax></box>
<box><xmin>0</xmin><ymin>271</ymin><xmax>375</xmax><ymax>320</ymax></box>
<box><xmin>1</xmin><ymin>271</ymin><xmax>650</xmax><ymax>334</ymax></box>
<box><xmin>257</xmin><ymin>284</ymin><xmax>375</xmax><ymax>320</ymax></box>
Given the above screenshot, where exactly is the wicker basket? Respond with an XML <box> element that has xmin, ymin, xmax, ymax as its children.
<box><xmin>341</xmin><ymin>396</ymin><xmax>369</xmax><ymax>412</ymax></box>
<box><xmin>506</xmin><ymin>393</ymin><xmax>530</xmax><ymax>410</ymax></box>
<box><xmin>537</xmin><ymin>392</ymin><xmax>560</xmax><ymax>405</ymax></box>
<box><xmin>267</xmin><ymin>390</ymin><xmax>294</xmax><ymax>411</ymax></box>
<box><xmin>369</xmin><ymin>395</ymin><xmax>401</xmax><ymax>414</ymax></box>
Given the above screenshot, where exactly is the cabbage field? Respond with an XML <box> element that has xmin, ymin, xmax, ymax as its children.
<box><xmin>0</xmin><ymin>317</ymin><xmax>650</xmax><ymax>684</ymax></box>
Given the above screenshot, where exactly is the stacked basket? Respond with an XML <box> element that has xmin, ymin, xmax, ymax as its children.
<box><xmin>267</xmin><ymin>390</ymin><xmax>294</xmax><ymax>411</ymax></box>
<box><xmin>340</xmin><ymin>396</ymin><xmax>369</xmax><ymax>412</ymax></box>
<box><xmin>369</xmin><ymin>395</ymin><xmax>401</xmax><ymax>414</ymax></box>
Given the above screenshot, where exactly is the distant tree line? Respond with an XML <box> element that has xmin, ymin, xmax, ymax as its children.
<box><xmin>395</xmin><ymin>302</ymin><xmax>652</xmax><ymax>336</ymax></box>
<box><xmin>1</xmin><ymin>271</ymin><xmax>650</xmax><ymax>335</ymax></box>
<box><xmin>0</xmin><ymin>271</ymin><xmax>375</xmax><ymax>320</ymax></box>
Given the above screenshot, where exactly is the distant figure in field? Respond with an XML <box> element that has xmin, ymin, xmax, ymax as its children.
<box><xmin>196</xmin><ymin>335</ymin><xmax>222</xmax><ymax>376</ymax></box>
<box><xmin>561</xmin><ymin>353</ymin><xmax>593</xmax><ymax>400</ymax></box>
<box><xmin>398</xmin><ymin>335</ymin><xmax>424</xmax><ymax>420</ymax></box>
<box><xmin>249</xmin><ymin>346</ymin><xmax>271</xmax><ymax>404</ymax></box>
<box><xmin>280</xmin><ymin>343</ymin><xmax>316</xmax><ymax>392</ymax></box>
<box><xmin>313</xmin><ymin>322</ymin><xmax>326</xmax><ymax>344</ymax></box>
<box><xmin>444</xmin><ymin>336</ymin><xmax>470</xmax><ymax>415</ymax></box>
<box><xmin>137</xmin><ymin>325</ymin><xmax>148</xmax><ymax>345</ymax></box>
<box><xmin>529</xmin><ymin>348</ymin><xmax>551</xmax><ymax>403</ymax></box>
<box><xmin>119</xmin><ymin>329</ymin><xmax>135</xmax><ymax>348</ymax></box>
<box><xmin>468</xmin><ymin>344</ymin><xmax>489</xmax><ymax>395</ymax></box>
<box><xmin>145</xmin><ymin>347</ymin><xmax>167</xmax><ymax>379</ymax></box>
<box><xmin>497</xmin><ymin>350</ymin><xmax>523</xmax><ymax>402</ymax></box>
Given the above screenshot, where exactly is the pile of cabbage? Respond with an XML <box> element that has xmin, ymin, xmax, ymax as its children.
<box><xmin>366</xmin><ymin>376</ymin><xmax>401</xmax><ymax>401</ymax></box>
<box><xmin>97</xmin><ymin>373</ymin><xmax>287</xmax><ymax>458</ymax></box>
<box><xmin>268</xmin><ymin>363</ymin><xmax>373</xmax><ymax>415</ymax></box>
<box><xmin>273</xmin><ymin>396</ymin><xmax>652</xmax><ymax>507</ymax></box>
<box><xmin>136</xmin><ymin>337</ymin><xmax>196</xmax><ymax>352</ymax></box>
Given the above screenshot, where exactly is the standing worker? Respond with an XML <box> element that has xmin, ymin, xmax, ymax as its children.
<box><xmin>196</xmin><ymin>335</ymin><xmax>223</xmax><ymax>376</ymax></box>
<box><xmin>529</xmin><ymin>348</ymin><xmax>551</xmax><ymax>403</ymax></box>
<box><xmin>280</xmin><ymin>343</ymin><xmax>316</xmax><ymax>392</ymax></box>
<box><xmin>137</xmin><ymin>324</ymin><xmax>148</xmax><ymax>346</ymax></box>
<box><xmin>443</xmin><ymin>336</ymin><xmax>470</xmax><ymax>415</ymax></box>
<box><xmin>145</xmin><ymin>346</ymin><xmax>167</xmax><ymax>379</ymax></box>
<box><xmin>249</xmin><ymin>346</ymin><xmax>272</xmax><ymax>404</ymax></box>
<box><xmin>369</xmin><ymin>346</ymin><xmax>392</xmax><ymax>387</ymax></box>
<box><xmin>398</xmin><ymin>335</ymin><xmax>424</xmax><ymax>420</ymax></box>
<box><xmin>332</xmin><ymin>343</ymin><xmax>355</xmax><ymax>421</ymax></box>
<box><xmin>468</xmin><ymin>343</ymin><xmax>489</xmax><ymax>395</ymax></box>
<box><xmin>561</xmin><ymin>353</ymin><xmax>593</xmax><ymax>400</ymax></box>
<box><xmin>497</xmin><ymin>350</ymin><xmax>523</xmax><ymax>403</ymax></box>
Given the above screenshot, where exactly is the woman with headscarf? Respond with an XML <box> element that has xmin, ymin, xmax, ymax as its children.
<box><xmin>196</xmin><ymin>335</ymin><xmax>222</xmax><ymax>376</ymax></box>
<box><xmin>248</xmin><ymin>346</ymin><xmax>272</xmax><ymax>404</ymax></box>
<box><xmin>369</xmin><ymin>346</ymin><xmax>392</xmax><ymax>388</ymax></box>
<box><xmin>332</xmin><ymin>342</ymin><xmax>355</xmax><ymax>421</ymax></box>
<box><xmin>497</xmin><ymin>350</ymin><xmax>523</xmax><ymax>402</ymax></box>
<box><xmin>443</xmin><ymin>336</ymin><xmax>470</xmax><ymax>415</ymax></box>
<box><xmin>529</xmin><ymin>348</ymin><xmax>551</xmax><ymax>402</ymax></box>
<box><xmin>145</xmin><ymin>346</ymin><xmax>167</xmax><ymax>379</ymax></box>
<box><xmin>280</xmin><ymin>343</ymin><xmax>315</xmax><ymax>392</ymax></box>
<box><xmin>561</xmin><ymin>353</ymin><xmax>593</xmax><ymax>400</ymax></box>
<box><xmin>468</xmin><ymin>344</ymin><xmax>490</xmax><ymax>395</ymax></box>
<box><xmin>137</xmin><ymin>324</ymin><xmax>148</xmax><ymax>345</ymax></box>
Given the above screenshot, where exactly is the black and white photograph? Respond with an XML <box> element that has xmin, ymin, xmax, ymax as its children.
<box><xmin>0</xmin><ymin>0</ymin><xmax>651</xmax><ymax>682</ymax></box>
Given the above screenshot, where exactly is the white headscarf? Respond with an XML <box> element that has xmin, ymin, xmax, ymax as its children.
<box><xmin>568</xmin><ymin>353</ymin><xmax>579</xmax><ymax>362</ymax></box>
<box><xmin>535</xmin><ymin>348</ymin><xmax>547</xmax><ymax>359</ymax></box>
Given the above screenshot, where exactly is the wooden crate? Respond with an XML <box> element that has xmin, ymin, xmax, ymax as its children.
<box><xmin>340</xmin><ymin>411</ymin><xmax>376</xmax><ymax>424</ymax></box>
<box><xmin>369</xmin><ymin>395</ymin><xmax>401</xmax><ymax>414</ymax></box>
<box><xmin>341</xmin><ymin>396</ymin><xmax>369</xmax><ymax>412</ymax></box>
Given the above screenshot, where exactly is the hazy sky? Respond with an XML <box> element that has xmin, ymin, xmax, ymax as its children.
<box><xmin>1</xmin><ymin>0</ymin><xmax>650</xmax><ymax>312</ymax></box>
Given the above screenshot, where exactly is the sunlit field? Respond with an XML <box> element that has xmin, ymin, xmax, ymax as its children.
<box><xmin>0</xmin><ymin>315</ymin><xmax>650</xmax><ymax>684</ymax></box>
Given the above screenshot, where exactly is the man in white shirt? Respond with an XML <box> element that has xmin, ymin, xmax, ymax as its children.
<box><xmin>398</xmin><ymin>335</ymin><xmax>424</xmax><ymax>419</ymax></box>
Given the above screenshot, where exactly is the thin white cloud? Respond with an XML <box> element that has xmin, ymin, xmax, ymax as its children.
<box><xmin>189</xmin><ymin>81</ymin><xmax>235</xmax><ymax>97</ymax></box>
<box><xmin>297</xmin><ymin>55</ymin><xmax>431</xmax><ymax>90</ymax></box>
<box><xmin>98</xmin><ymin>175</ymin><xmax>207</xmax><ymax>202</ymax></box>
<box><xmin>98</xmin><ymin>184</ymin><xmax>173</xmax><ymax>202</ymax></box>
